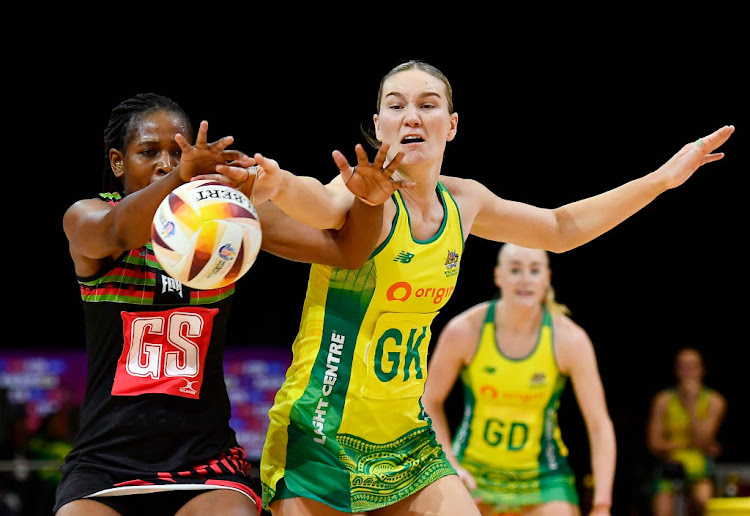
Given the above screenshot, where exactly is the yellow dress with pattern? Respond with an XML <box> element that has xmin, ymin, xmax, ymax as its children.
<box><xmin>260</xmin><ymin>183</ymin><xmax>463</xmax><ymax>512</ymax></box>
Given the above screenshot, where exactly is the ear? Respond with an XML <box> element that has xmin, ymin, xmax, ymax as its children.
<box><xmin>446</xmin><ymin>112</ymin><xmax>458</xmax><ymax>142</ymax></box>
<box><xmin>493</xmin><ymin>264</ymin><xmax>502</xmax><ymax>288</ymax></box>
<box><xmin>109</xmin><ymin>149</ymin><xmax>125</xmax><ymax>178</ymax></box>
<box><xmin>373</xmin><ymin>114</ymin><xmax>382</xmax><ymax>142</ymax></box>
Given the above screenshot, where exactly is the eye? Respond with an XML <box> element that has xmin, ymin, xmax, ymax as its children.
<box><xmin>141</xmin><ymin>149</ymin><xmax>157</xmax><ymax>157</ymax></box>
<box><xmin>386</xmin><ymin>99</ymin><xmax>405</xmax><ymax>110</ymax></box>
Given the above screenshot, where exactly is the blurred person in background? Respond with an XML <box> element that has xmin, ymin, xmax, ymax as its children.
<box><xmin>647</xmin><ymin>347</ymin><xmax>727</xmax><ymax>516</ymax></box>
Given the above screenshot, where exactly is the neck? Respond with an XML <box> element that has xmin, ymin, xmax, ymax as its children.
<box><xmin>495</xmin><ymin>299</ymin><xmax>544</xmax><ymax>333</ymax></box>
<box><xmin>393</xmin><ymin>162</ymin><xmax>442</xmax><ymax>206</ymax></box>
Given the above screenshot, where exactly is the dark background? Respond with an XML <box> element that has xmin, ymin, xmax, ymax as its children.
<box><xmin>6</xmin><ymin>4</ymin><xmax>748</xmax><ymax>513</ymax></box>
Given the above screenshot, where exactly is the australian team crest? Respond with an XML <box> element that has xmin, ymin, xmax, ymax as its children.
<box><xmin>444</xmin><ymin>249</ymin><xmax>460</xmax><ymax>277</ymax></box>
<box><xmin>530</xmin><ymin>372</ymin><xmax>546</xmax><ymax>387</ymax></box>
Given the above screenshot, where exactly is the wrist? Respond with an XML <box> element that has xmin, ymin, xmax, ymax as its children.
<box><xmin>355</xmin><ymin>195</ymin><xmax>380</xmax><ymax>207</ymax></box>
<box><xmin>172</xmin><ymin>165</ymin><xmax>188</xmax><ymax>184</ymax></box>
<box><xmin>647</xmin><ymin>166</ymin><xmax>674</xmax><ymax>194</ymax></box>
<box><xmin>268</xmin><ymin>168</ymin><xmax>293</xmax><ymax>203</ymax></box>
<box><xmin>237</xmin><ymin>166</ymin><xmax>258</xmax><ymax>194</ymax></box>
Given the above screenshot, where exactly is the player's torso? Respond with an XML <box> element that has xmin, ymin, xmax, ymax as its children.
<box><xmin>73</xmin><ymin>234</ymin><xmax>236</xmax><ymax>467</ymax></box>
<box><xmin>662</xmin><ymin>388</ymin><xmax>713</xmax><ymax>476</ymax></box>
<box><xmin>292</xmin><ymin>184</ymin><xmax>464</xmax><ymax>445</ymax></box>
<box><xmin>664</xmin><ymin>388</ymin><xmax>711</xmax><ymax>447</ymax></box>
<box><xmin>453</xmin><ymin>302</ymin><xmax>569</xmax><ymax>470</ymax></box>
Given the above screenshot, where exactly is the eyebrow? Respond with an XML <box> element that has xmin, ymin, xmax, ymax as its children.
<box><xmin>508</xmin><ymin>260</ymin><xmax>545</xmax><ymax>266</ymax></box>
<box><xmin>384</xmin><ymin>91</ymin><xmax>443</xmax><ymax>101</ymax></box>
<box><xmin>132</xmin><ymin>138</ymin><xmax>164</xmax><ymax>147</ymax></box>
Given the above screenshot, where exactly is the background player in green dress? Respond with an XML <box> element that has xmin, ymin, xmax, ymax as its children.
<box><xmin>647</xmin><ymin>347</ymin><xmax>727</xmax><ymax>516</ymax></box>
<box><xmin>422</xmin><ymin>244</ymin><xmax>615</xmax><ymax>516</ymax></box>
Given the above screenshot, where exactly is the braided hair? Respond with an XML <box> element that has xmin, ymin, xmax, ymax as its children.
<box><xmin>101</xmin><ymin>93</ymin><xmax>193</xmax><ymax>193</ymax></box>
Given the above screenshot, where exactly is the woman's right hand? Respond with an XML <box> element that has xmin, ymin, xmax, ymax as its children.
<box><xmin>455</xmin><ymin>464</ymin><xmax>478</xmax><ymax>491</ymax></box>
<box><xmin>332</xmin><ymin>143</ymin><xmax>414</xmax><ymax>206</ymax></box>
<box><xmin>175</xmin><ymin>120</ymin><xmax>249</xmax><ymax>182</ymax></box>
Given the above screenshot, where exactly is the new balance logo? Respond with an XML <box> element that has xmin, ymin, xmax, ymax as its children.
<box><xmin>394</xmin><ymin>251</ymin><xmax>415</xmax><ymax>263</ymax></box>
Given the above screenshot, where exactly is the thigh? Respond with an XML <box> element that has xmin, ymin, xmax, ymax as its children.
<box><xmin>269</xmin><ymin>496</ymin><xmax>364</xmax><ymax>516</ymax></box>
<box><xmin>56</xmin><ymin>498</ymin><xmax>123</xmax><ymax>516</ymax></box>
<box><xmin>522</xmin><ymin>501</ymin><xmax>580</xmax><ymax>516</ymax></box>
<box><xmin>374</xmin><ymin>474</ymin><xmax>481</xmax><ymax>516</ymax></box>
<box><xmin>177</xmin><ymin>489</ymin><xmax>259</xmax><ymax>516</ymax></box>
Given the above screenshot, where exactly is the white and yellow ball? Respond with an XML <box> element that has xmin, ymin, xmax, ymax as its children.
<box><xmin>151</xmin><ymin>180</ymin><xmax>262</xmax><ymax>290</ymax></box>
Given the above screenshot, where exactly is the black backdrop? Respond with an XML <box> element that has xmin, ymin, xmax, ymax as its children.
<box><xmin>7</xmin><ymin>4</ymin><xmax>748</xmax><ymax>512</ymax></box>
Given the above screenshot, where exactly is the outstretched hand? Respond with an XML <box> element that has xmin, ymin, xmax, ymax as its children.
<box><xmin>332</xmin><ymin>143</ymin><xmax>415</xmax><ymax>206</ymax></box>
<box><xmin>659</xmin><ymin>125</ymin><xmax>734</xmax><ymax>189</ymax></box>
<box><xmin>176</xmin><ymin>120</ymin><xmax>254</xmax><ymax>183</ymax></box>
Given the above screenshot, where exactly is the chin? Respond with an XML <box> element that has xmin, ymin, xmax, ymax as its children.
<box><xmin>400</xmin><ymin>150</ymin><xmax>441</xmax><ymax>168</ymax></box>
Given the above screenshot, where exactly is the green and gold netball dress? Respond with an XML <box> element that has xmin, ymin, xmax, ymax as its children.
<box><xmin>261</xmin><ymin>184</ymin><xmax>463</xmax><ymax>512</ymax></box>
<box><xmin>452</xmin><ymin>300</ymin><xmax>578</xmax><ymax>510</ymax></box>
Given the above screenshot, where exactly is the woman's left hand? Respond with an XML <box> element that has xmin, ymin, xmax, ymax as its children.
<box><xmin>656</xmin><ymin>125</ymin><xmax>734</xmax><ymax>190</ymax></box>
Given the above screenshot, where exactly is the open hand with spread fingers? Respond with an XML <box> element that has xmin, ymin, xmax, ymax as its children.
<box><xmin>176</xmin><ymin>120</ymin><xmax>254</xmax><ymax>183</ymax></box>
<box><xmin>332</xmin><ymin>143</ymin><xmax>415</xmax><ymax>206</ymax></box>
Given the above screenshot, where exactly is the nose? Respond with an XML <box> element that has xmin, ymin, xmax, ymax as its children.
<box><xmin>155</xmin><ymin>151</ymin><xmax>177</xmax><ymax>175</ymax></box>
<box><xmin>402</xmin><ymin>104</ymin><xmax>421</xmax><ymax>126</ymax></box>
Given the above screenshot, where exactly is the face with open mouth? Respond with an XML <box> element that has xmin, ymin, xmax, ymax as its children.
<box><xmin>373</xmin><ymin>69</ymin><xmax>458</xmax><ymax>168</ymax></box>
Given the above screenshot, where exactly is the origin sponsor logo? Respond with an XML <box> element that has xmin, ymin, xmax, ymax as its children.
<box><xmin>385</xmin><ymin>281</ymin><xmax>455</xmax><ymax>304</ymax></box>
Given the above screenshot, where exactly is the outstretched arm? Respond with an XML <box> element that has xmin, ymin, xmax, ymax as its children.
<box><xmin>256</xmin><ymin>196</ymin><xmax>384</xmax><ymax>269</ymax></box>
<box><xmin>243</xmin><ymin>143</ymin><xmax>412</xmax><ymax>229</ymax></box>
<box><xmin>64</xmin><ymin>121</ymin><xmax>251</xmax><ymax>277</ymax></box>
<box><xmin>201</xmin><ymin>143</ymin><xmax>413</xmax><ymax>268</ymax></box>
<box><xmin>466</xmin><ymin>125</ymin><xmax>735</xmax><ymax>252</ymax></box>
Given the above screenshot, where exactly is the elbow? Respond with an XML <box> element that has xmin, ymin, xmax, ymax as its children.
<box><xmin>545</xmin><ymin>235</ymin><xmax>584</xmax><ymax>254</ymax></box>
<box><xmin>590</xmin><ymin>416</ymin><xmax>616</xmax><ymax>442</ymax></box>
<box><xmin>423</xmin><ymin>397</ymin><xmax>441</xmax><ymax>412</ymax></box>
<box><xmin>545</xmin><ymin>244</ymin><xmax>570</xmax><ymax>254</ymax></box>
<box><xmin>549</xmin><ymin>208</ymin><xmax>592</xmax><ymax>253</ymax></box>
